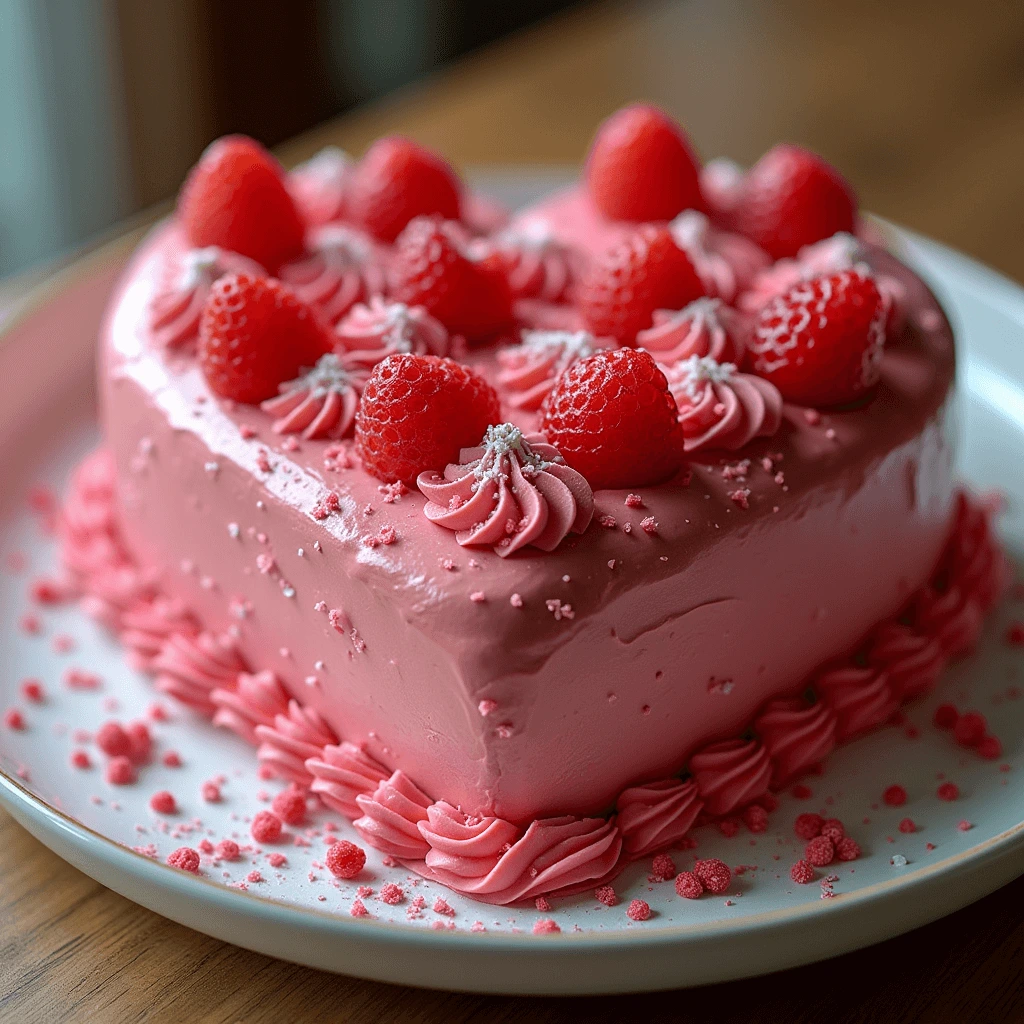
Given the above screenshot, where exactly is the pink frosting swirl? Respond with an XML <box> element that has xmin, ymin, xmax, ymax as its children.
<box><xmin>279</xmin><ymin>224</ymin><xmax>386</xmax><ymax>325</ymax></box>
<box><xmin>689</xmin><ymin>738</ymin><xmax>772</xmax><ymax>816</ymax></box>
<box><xmin>150</xmin><ymin>631</ymin><xmax>246</xmax><ymax>716</ymax></box>
<box><xmin>666</xmin><ymin>355</ymin><xmax>783</xmax><ymax>453</ymax></box>
<box><xmin>287</xmin><ymin>146</ymin><xmax>351</xmax><ymax>227</ymax></box>
<box><xmin>419</xmin><ymin>810</ymin><xmax>621</xmax><ymax>904</ymax></box>
<box><xmin>119</xmin><ymin>597</ymin><xmax>198</xmax><ymax>671</ymax></box>
<box><xmin>149</xmin><ymin>247</ymin><xmax>266</xmax><ymax>349</ymax></box>
<box><xmin>866</xmin><ymin>622</ymin><xmax>944</xmax><ymax>701</ymax></box>
<box><xmin>211</xmin><ymin>669</ymin><xmax>290</xmax><ymax>746</ymax></box>
<box><xmin>255</xmin><ymin>700</ymin><xmax>338</xmax><ymax>786</ymax></box>
<box><xmin>336</xmin><ymin>296</ymin><xmax>450</xmax><ymax>365</ymax></box>
<box><xmin>306</xmin><ymin>741</ymin><xmax>390</xmax><ymax>819</ymax></box>
<box><xmin>754</xmin><ymin>697</ymin><xmax>837</xmax><ymax>788</ymax></box>
<box><xmin>814</xmin><ymin>664</ymin><xmax>897</xmax><ymax>743</ymax></box>
<box><xmin>669</xmin><ymin>210</ymin><xmax>770</xmax><ymax>303</ymax></box>
<box><xmin>417</xmin><ymin>425</ymin><xmax>594</xmax><ymax>556</ymax></box>
<box><xmin>615</xmin><ymin>778</ymin><xmax>704</xmax><ymax>858</ymax></box>
<box><xmin>489</xmin><ymin>218</ymin><xmax>575</xmax><ymax>302</ymax></box>
<box><xmin>260</xmin><ymin>353</ymin><xmax>369</xmax><ymax>440</ymax></box>
<box><xmin>913</xmin><ymin>584</ymin><xmax>984</xmax><ymax>660</ymax></box>
<box><xmin>496</xmin><ymin>330</ymin><xmax>603</xmax><ymax>411</ymax></box>
<box><xmin>353</xmin><ymin>771</ymin><xmax>433</xmax><ymax>859</ymax></box>
<box><xmin>947</xmin><ymin>492</ymin><xmax>1008</xmax><ymax>612</ymax></box>
<box><xmin>636</xmin><ymin>297</ymin><xmax>746</xmax><ymax>366</ymax></box>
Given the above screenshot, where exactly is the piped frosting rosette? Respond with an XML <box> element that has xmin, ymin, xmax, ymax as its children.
<box><xmin>278</xmin><ymin>224</ymin><xmax>386</xmax><ymax>324</ymax></box>
<box><xmin>496</xmin><ymin>329</ymin><xmax>605</xmax><ymax>411</ymax></box>
<box><xmin>665</xmin><ymin>355</ymin><xmax>783</xmax><ymax>453</ymax></box>
<box><xmin>287</xmin><ymin>146</ymin><xmax>352</xmax><ymax>227</ymax></box>
<box><xmin>260</xmin><ymin>352</ymin><xmax>369</xmax><ymax>439</ymax></box>
<box><xmin>669</xmin><ymin>209</ymin><xmax>771</xmax><ymax>303</ymax></box>
<box><xmin>336</xmin><ymin>296</ymin><xmax>449</xmax><ymax>367</ymax></box>
<box><xmin>635</xmin><ymin>297</ymin><xmax>746</xmax><ymax>366</ymax></box>
<box><xmin>487</xmin><ymin>217</ymin><xmax>576</xmax><ymax>302</ymax></box>
<box><xmin>149</xmin><ymin>246</ymin><xmax>266</xmax><ymax>349</ymax></box>
<box><xmin>417</xmin><ymin>424</ymin><xmax>594</xmax><ymax>556</ymax></box>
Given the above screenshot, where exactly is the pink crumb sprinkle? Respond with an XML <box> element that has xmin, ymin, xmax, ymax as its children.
<box><xmin>509</xmin><ymin>593</ymin><xmax>523</xmax><ymax>608</ymax></box>
<box><xmin>794</xmin><ymin>813</ymin><xmax>824</xmax><ymax>840</ymax></box>
<box><xmin>95</xmin><ymin>721</ymin><xmax>131</xmax><ymax>757</ymax></box>
<box><xmin>743</xmin><ymin>804</ymin><xmax>769</xmax><ymax>833</ymax></box>
<box><xmin>595</xmin><ymin>885</ymin><xmax>618</xmax><ymax>906</ymax></box>
<box><xmin>953</xmin><ymin>712</ymin><xmax>987</xmax><ymax>748</ymax></box>
<box><xmin>640</xmin><ymin>516</ymin><xmax>659</xmax><ymax>535</ymax></box>
<box><xmin>105</xmin><ymin>756</ymin><xmax>136</xmax><ymax>786</ymax></box>
<box><xmin>805</xmin><ymin>836</ymin><xmax>835</xmax><ymax>867</ymax></box>
<box><xmin>978</xmin><ymin>735</ymin><xmax>1003</xmax><ymax>760</ymax></box>
<box><xmin>246</xmin><ymin>870</ymin><xmax>263</xmax><ymax>883</ymax></box>
<box><xmin>433</xmin><ymin>897</ymin><xmax>455</xmax><ymax>917</ymax></box>
<box><xmin>937</xmin><ymin>782</ymin><xmax>960</xmax><ymax>801</ymax></box>
<box><xmin>3</xmin><ymin>708</ymin><xmax>26</xmax><ymax>731</ymax></box>
<box><xmin>198</xmin><ymin>839</ymin><xmax>215</xmax><ymax>855</ymax></box>
<box><xmin>932</xmin><ymin>703</ymin><xmax>959</xmax><ymax>729</ymax></box>
<box><xmin>161</xmin><ymin>750</ymin><xmax>182</xmax><ymax>768</ymax></box>
<box><xmin>534</xmin><ymin>896</ymin><xmax>551</xmax><ymax>912</ymax></box>
<box><xmin>820</xmin><ymin>819</ymin><xmax>845</xmax><ymax>844</ymax></box>
<box><xmin>728</xmin><ymin>488</ymin><xmax>750</xmax><ymax>509</ymax></box>
<box><xmin>250</xmin><ymin>810</ymin><xmax>283</xmax><ymax>843</ymax></box>
<box><xmin>883</xmin><ymin>784</ymin><xmax>908</xmax><ymax>807</ymax></box>
<box><xmin>201</xmin><ymin>781</ymin><xmax>222</xmax><ymax>803</ymax></box>
<box><xmin>958</xmin><ymin>820</ymin><xmax>973</xmax><ymax>832</ymax></box>
<box><xmin>624</xmin><ymin>493</ymin><xmax>644</xmax><ymax>508</ymax></box>
<box><xmin>790</xmin><ymin>859</ymin><xmax>815</xmax><ymax>884</ymax></box>
<box><xmin>469</xmin><ymin>591</ymin><xmax>486</xmax><ymax>603</ymax></box>
<box><xmin>19</xmin><ymin>614</ymin><xmax>42</xmax><ymax>634</ymax></box>
<box><xmin>271</xmin><ymin>787</ymin><xmax>307</xmax><ymax>825</ymax></box>
<box><xmin>215</xmin><ymin>839</ymin><xmax>240</xmax><ymax>861</ymax></box>
<box><xmin>477</xmin><ymin>699</ymin><xmax>497</xmax><ymax>717</ymax></box>
<box><xmin>380</xmin><ymin>883</ymin><xmax>404</xmax><ymax>905</ymax></box>
<box><xmin>63</xmin><ymin>668</ymin><xmax>101</xmax><ymax>691</ymax></box>
<box><xmin>674</xmin><ymin>871</ymin><xmax>703</xmax><ymax>899</ymax></box>
<box><xmin>652</xmin><ymin>852</ymin><xmax>676</xmax><ymax>880</ymax></box>
<box><xmin>835</xmin><ymin>837</ymin><xmax>861</xmax><ymax>862</ymax></box>
<box><xmin>267</xmin><ymin>852</ymin><xmax>287</xmax><ymax>868</ymax></box>
<box><xmin>126</xmin><ymin>721</ymin><xmax>152</xmax><ymax>764</ymax></box>
<box><xmin>627</xmin><ymin>899</ymin><xmax>651</xmax><ymax>921</ymax></box>
<box><xmin>148</xmin><ymin>702</ymin><xmax>169</xmax><ymax>722</ymax></box>
<box><xmin>20</xmin><ymin>680</ymin><xmax>44</xmax><ymax>703</ymax></box>
<box><xmin>326</xmin><ymin>839</ymin><xmax>365</xmax><ymax>879</ymax></box>
<box><xmin>166</xmin><ymin>847</ymin><xmax>200</xmax><ymax>873</ymax></box>
<box><xmin>718</xmin><ymin>818</ymin><xmax>740</xmax><ymax>838</ymax></box>
<box><xmin>694</xmin><ymin>858</ymin><xmax>731</xmax><ymax>894</ymax></box>
<box><xmin>70</xmin><ymin>749</ymin><xmax>91</xmax><ymax>770</ymax></box>
<box><xmin>533</xmin><ymin>918</ymin><xmax>560</xmax><ymax>935</ymax></box>
<box><xmin>791</xmin><ymin>783</ymin><xmax>813</xmax><ymax>800</ymax></box>
<box><xmin>149</xmin><ymin>790</ymin><xmax>176</xmax><ymax>814</ymax></box>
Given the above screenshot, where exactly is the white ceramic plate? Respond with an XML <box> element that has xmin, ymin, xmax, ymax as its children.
<box><xmin>2</xmin><ymin>194</ymin><xmax>1024</xmax><ymax>994</ymax></box>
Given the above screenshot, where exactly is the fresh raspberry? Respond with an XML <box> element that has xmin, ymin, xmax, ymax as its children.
<box><xmin>578</xmin><ymin>225</ymin><xmax>704</xmax><ymax>343</ymax></box>
<box><xmin>883</xmin><ymin>785</ymin><xmax>908</xmax><ymax>807</ymax></box>
<box><xmin>250</xmin><ymin>810</ymin><xmax>283</xmax><ymax>844</ymax></box>
<box><xmin>166</xmin><ymin>847</ymin><xmax>200</xmax><ymax>873</ymax></box>
<box><xmin>198</xmin><ymin>274</ymin><xmax>331</xmax><ymax>403</ymax></box>
<box><xmin>730</xmin><ymin>144</ymin><xmax>857</xmax><ymax>259</ymax></box>
<box><xmin>105</xmin><ymin>755</ymin><xmax>136</xmax><ymax>786</ymax></box>
<box><xmin>626</xmin><ymin>899</ymin><xmax>652</xmax><ymax>921</ymax></box>
<box><xmin>539</xmin><ymin>347</ymin><xmax>684</xmax><ymax>490</ymax></box>
<box><xmin>95</xmin><ymin>721</ymin><xmax>131</xmax><ymax>758</ymax></box>
<box><xmin>835</xmin><ymin>837</ymin><xmax>861</xmax><ymax>862</ymax></box>
<box><xmin>674</xmin><ymin>871</ymin><xmax>704</xmax><ymax>900</ymax></box>
<box><xmin>149</xmin><ymin>790</ymin><xmax>176</xmax><ymax>814</ymax></box>
<box><xmin>933</xmin><ymin>703</ymin><xmax>959</xmax><ymax>729</ymax></box>
<box><xmin>177</xmin><ymin>135</ymin><xmax>303</xmax><ymax>272</ymax></box>
<box><xmin>215</xmin><ymin>839</ymin><xmax>240</xmax><ymax>861</ymax></box>
<box><xmin>794</xmin><ymin>812</ymin><xmax>825</xmax><ymax>840</ymax></box>
<box><xmin>693</xmin><ymin>858</ymin><xmax>731</xmax><ymax>895</ymax></box>
<box><xmin>749</xmin><ymin>270</ymin><xmax>889</xmax><ymax>407</ymax></box>
<box><xmin>937</xmin><ymin>782</ymin><xmax>959</xmax><ymax>801</ymax></box>
<box><xmin>743</xmin><ymin>804</ymin><xmax>769</xmax><ymax>833</ymax></box>
<box><xmin>651</xmin><ymin>853</ymin><xmax>676</xmax><ymax>880</ymax></box>
<box><xmin>953</xmin><ymin>712</ymin><xmax>987</xmax><ymax>748</ymax></box>
<box><xmin>390</xmin><ymin>217</ymin><xmax>512</xmax><ymax>341</ymax></box>
<box><xmin>820</xmin><ymin>819</ymin><xmax>845</xmax><ymax>845</ymax></box>
<box><xmin>804</xmin><ymin>835</ymin><xmax>835</xmax><ymax>867</ymax></box>
<box><xmin>977</xmin><ymin>735</ymin><xmax>1003</xmax><ymax>760</ymax></box>
<box><xmin>585</xmin><ymin>104</ymin><xmax>702</xmax><ymax>223</ymax></box>
<box><xmin>790</xmin><ymin>859</ymin><xmax>815</xmax><ymax>884</ymax></box>
<box><xmin>348</xmin><ymin>136</ymin><xmax>461</xmax><ymax>243</ymax></box>
<box><xmin>326</xmin><ymin>839</ymin><xmax>366</xmax><ymax>879</ymax></box>
<box><xmin>355</xmin><ymin>353</ymin><xmax>500</xmax><ymax>483</ymax></box>
<box><xmin>271</xmin><ymin>787</ymin><xmax>307</xmax><ymax>826</ymax></box>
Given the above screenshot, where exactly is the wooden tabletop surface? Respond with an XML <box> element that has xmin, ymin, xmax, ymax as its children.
<box><xmin>5</xmin><ymin>1</ymin><xmax>1024</xmax><ymax>1020</ymax></box>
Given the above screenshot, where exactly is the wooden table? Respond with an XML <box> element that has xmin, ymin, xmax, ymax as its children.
<box><xmin>4</xmin><ymin>1</ymin><xmax>1024</xmax><ymax>1019</ymax></box>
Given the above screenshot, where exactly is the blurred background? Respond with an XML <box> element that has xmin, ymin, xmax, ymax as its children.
<box><xmin>2</xmin><ymin>0</ymin><xmax>1023</xmax><ymax>280</ymax></box>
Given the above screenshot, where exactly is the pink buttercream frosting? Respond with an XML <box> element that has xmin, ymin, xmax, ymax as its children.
<box><xmin>754</xmin><ymin>697</ymin><xmax>838</xmax><ymax>788</ymax></box>
<box><xmin>211</xmin><ymin>669</ymin><xmax>289</xmax><ymax>746</ymax></box>
<box><xmin>669</xmin><ymin>210</ymin><xmax>770</xmax><ymax>303</ymax></box>
<box><xmin>665</xmin><ymin>355</ymin><xmax>783</xmax><ymax>453</ymax></box>
<box><xmin>635</xmin><ymin>297</ymin><xmax>746</xmax><ymax>366</ymax></box>
<box><xmin>814</xmin><ymin>664</ymin><xmax>897</xmax><ymax>743</ymax></box>
<box><xmin>287</xmin><ymin>146</ymin><xmax>352</xmax><ymax>227</ymax></box>
<box><xmin>496</xmin><ymin>330</ymin><xmax>604</xmax><ymax>411</ymax></box>
<box><xmin>148</xmin><ymin>247</ymin><xmax>266</xmax><ymax>349</ymax></box>
<box><xmin>260</xmin><ymin>352</ymin><xmax>369</xmax><ymax>440</ymax></box>
<box><xmin>487</xmin><ymin>217</ymin><xmax>575</xmax><ymax>302</ymax></box>
<box><xmin>151</xmin><ymin>630</ymin><xmax>246</xmax><ymax>716</ymax></box>
<box><xmin>255</xmin><ymin>700</ymin><xmax>337</xmax><ymax>787</ymax></box>
<box><xmin>615</xmin><ymin>778</ymin><xmax>704</xmax><ymax>857</ymax></box>
<box><xmin>305</xmin><ymin>741</ymin><xmax>390</xmax><ymax>819</ymax></box>
<box><xmin>353</xmin><ymin>771</ymin><xmax>433</xmax><ymax>859</ymax></box>
<box><xmin>279</xmin><ymin>224</ymin><xmax>386</xmax><ymax>325</ymax></box>
<box><xmin>119</xmin><ymin>596</ymin><xmax>197</xmax><ymax>671</ymax></box>
<box><xmin>689</xmin><ymin>738</ymin><xmax>773</xmax><ymax>816</ymax></box>
<box><xmin>866</xmin><ymin>622</ymin><xmax>944</xmax><ymax>701</ymax></box>
<box><xmin>417</xmin><ymin>425</ymin><xmax>594</xmax><ymax>556</ymax></box>
<box><xmin>336</xmin><ymin>296</ymin><xmax>449</xmax><ymax>365</ymax></box>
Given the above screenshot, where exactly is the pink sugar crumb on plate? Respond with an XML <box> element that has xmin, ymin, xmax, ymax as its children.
<box><xmin>350</xmin><ymin>898</ymin><xmax>369</xmax><ymax>918</ymax></box>
<box><xmin>533</xmin><ymin>918</ymin><xmax>560</xmax><ymax>935</ymax></box>
<box><xmin>433</xmin><ymin>897</ymin><xmax>455</xmax><ymax>917</ymax></box>
<box><xmin>166</xmin><ymin>847</ymin><xmax>200</xmax><ymax>873</ymax></box>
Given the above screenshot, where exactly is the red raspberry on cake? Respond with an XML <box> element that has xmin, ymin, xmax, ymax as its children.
<box><xmin>391</xmin><ymin>216</ymin><xmax>512</xmax><ymax>341</ymax></box>
<box><xmin>198</xmin><ymin>274</ymin><xmax>332</xmax><ymax>403</ymax></box>
<box><xmin>578</xmin><ymin>225</ymin><xmax>705</xmax><ymax>344</ymax></box>
<box><xmin>355</xmin><ymin>353</ymin><xmax>501</xmax><ymax>484</ymax></box>
<box><xmin>177</xmin><ymin>135</ymin><xmax>305</xmax><ymax>273</ymax></box>
<box><xmin>748</xmin><ymin>269</ymin><xmax>889</xmax><ymax>407</ymax></box>
<box><xmin>729</xmin><ymin>143</ymin><xmax>857</xmax><ymax>259</ymax></box>
<box><xmin>585</xmin><ymin>104</ymin><xmax>703</xmax><ymax>222</ymax></box>
<box><xmin>539</xmin><ymin>347</ymin><xmax>684</xmax><ymax>490</ymax></box>
<box><xmin>348</xmin><ymin>136</ymin><xmax>462</xmax><ymax>243</ymax></box>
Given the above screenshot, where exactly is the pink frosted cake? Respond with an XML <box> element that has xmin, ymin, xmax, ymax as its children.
<box><xmin>57</xmin><ymin>106</ymin><xmax>1005</xmax><ymax>903</ymax></box>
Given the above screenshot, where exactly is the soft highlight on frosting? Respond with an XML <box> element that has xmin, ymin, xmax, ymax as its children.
<box><xmin>489</xmin><ymin>217</ymin><xmax>574</xmax><ymax>302</ymax></box>
<box><xmin>336</xmin><ymin>296</ymin><xmax>449</xmax><ymax>365</ymax></box>
<box><xmin>305</xmin><ymin>741</ymin><xmax>390</xmax><ymax>818</ymax></box>
<box><xmin>417</xmin><ymin>425</ymin><xmax>594</xmax><ymax>556</ymax></box>
<box><xmin>496</xmin><ymin>330</ymin><xmax>603</xmax><ymax>411</ymax></box>
<box><xmin>635</xmin><ymin>297</ymin><xmax>746</xmax><ymax>366</ymax></box>
<box><xmin>260</xmin><ymin>352</ymin><xmax>369</xmax><ymax>439</ymax></box>
<box><xmin>287</xmin><ymin>146</ymin><xmax>352</xmax><ymax>226</ymax></box>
